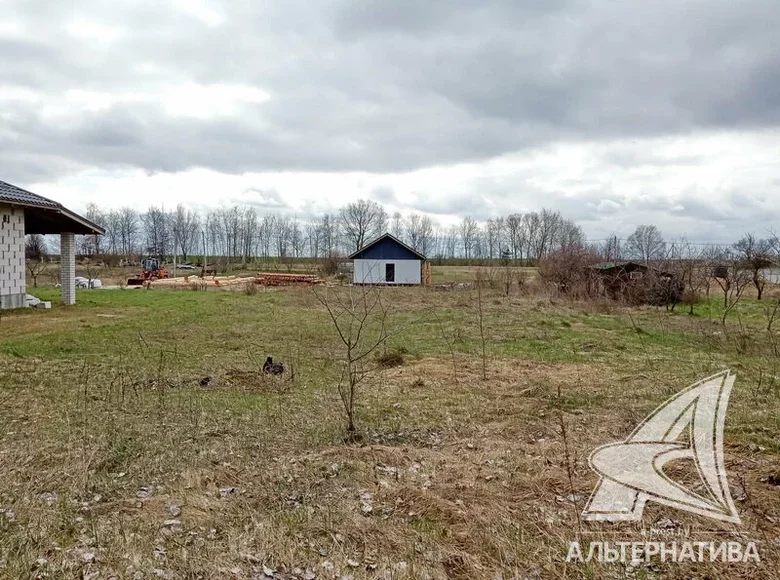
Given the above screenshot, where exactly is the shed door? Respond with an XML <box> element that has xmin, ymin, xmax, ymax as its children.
<box><xmin>385</xmin><ymin>263</ymin><xmax>395</xmax><ymax>282</ymax></box>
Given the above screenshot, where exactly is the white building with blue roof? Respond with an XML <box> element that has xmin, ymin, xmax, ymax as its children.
<box><xmin>348</xmin><ymin>233</ymin><xmax>426</xmax><ymax>285</ymax></box>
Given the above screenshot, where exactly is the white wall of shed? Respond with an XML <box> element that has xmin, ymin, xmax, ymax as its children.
<box><xmin>352</xmin><ymin>259</ymin><xmax>421</xmax><ymax>284</ymax></box>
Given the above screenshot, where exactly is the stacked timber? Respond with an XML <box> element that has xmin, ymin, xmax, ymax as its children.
<box><xmin>148</xmin><ymin>275</ymin><xmax>250</xmax><ymax>288</ymax></box>
<box><xmin>146</xmin><ymin>272</ymin><xmax>325</xmax><ymax>289</ymax></box>
<box><xmin>254</xmin><ymin>273</ymin><xmax>325</xmax><ymax>286</ymax></box>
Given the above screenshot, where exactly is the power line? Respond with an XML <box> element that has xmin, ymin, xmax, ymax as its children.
<box><xmin>585</xmin><ymin>238</ymin><xmax>732</xmax><ymax>248</ymax></box>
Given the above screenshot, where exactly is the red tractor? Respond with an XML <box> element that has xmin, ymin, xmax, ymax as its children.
<box><xmin>127</xmin><ymin>257</ymin><xmax>170</xmax><ymax>286</ymax></box>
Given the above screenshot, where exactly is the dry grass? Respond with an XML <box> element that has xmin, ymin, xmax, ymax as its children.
<box><xmin>0</xmin><ymin>283</ymin><xmax>779</xmax><ymax>579</ymax></box>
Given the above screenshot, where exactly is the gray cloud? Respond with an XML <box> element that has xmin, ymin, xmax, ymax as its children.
<box><xmin>2</xmin><ymin>0</ymin><xmax>780</xmax><ymax>184</ymax></box>
<box><xmin>369</xmin><ymin>187</ymin><xmax>398</xmax><ymax>206</ymax></box>
<box><xmin>3</xmin><ymin>0</ymin><xmax>780</xmax><ymax>245</ymax></box>
<box><xmin>235</xmin><ymin>188</ymin><xmax>289</xmax><ymax>209</ymax></box>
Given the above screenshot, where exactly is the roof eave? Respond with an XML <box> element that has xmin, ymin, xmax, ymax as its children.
<box><xmin>59</xmin><ymin>207</ymin><xmax>105</xmax><ymax>235</ymax></box>
<box><xmin>348</xmin><ymin>233</ymin><xmax>426</xmax><ymax>260</ymax></box>
<box><xmin>0</xmin><ymin>198</ymin><xmax>60</xmax><ymax>212</ymax></box>
<box><xmin>21</xmin><ymin>204</ymin><xmax>105</xmax><ymax>235</ymax></box>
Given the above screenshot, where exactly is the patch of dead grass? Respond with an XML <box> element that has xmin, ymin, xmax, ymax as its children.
<box><xmin>1</xmin><ymin>288</ymin><xmax>779</xmax><ymax>578</ymax></box>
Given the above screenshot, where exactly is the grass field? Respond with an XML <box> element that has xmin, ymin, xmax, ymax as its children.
<box><xmin>1</xmin><ymin>280</ymin><xmax>779</xmax><ymax>579</ymax></box>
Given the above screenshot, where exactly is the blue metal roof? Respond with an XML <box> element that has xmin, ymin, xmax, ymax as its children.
<box><xmin>349</xmin><ymin>233</ymin><xmax>425</xmax><ymax>260</ymax></box>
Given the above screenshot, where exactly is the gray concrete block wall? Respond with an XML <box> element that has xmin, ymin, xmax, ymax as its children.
<box><xmin>61</xmin><ymin>232</ymin><xmax>76</xmax><ymax>305</ymax></box>
<box><xmin>0</xmin><ymin>203</ymin><xmax>26</xmax><ymax>309</ymax></box>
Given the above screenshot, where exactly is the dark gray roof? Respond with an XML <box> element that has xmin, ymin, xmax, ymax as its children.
<box><xmin>590</xmin><ymin>261</ymin><xmax>648</xmax><ymax>270</ymax></box>
<box><xmin>348</xmin><ymin>233</ymin><xmax>426</xmax><ymax>260</ymax></box>
<box><xmin>0</xmin><ymin>179</ymin><xmax>104</xmax><ymax>235</ymax></box>
<box><xmin>0</xmin><ymin>180</ymin><xmax>61</xmax><ymax>209</ymax></box>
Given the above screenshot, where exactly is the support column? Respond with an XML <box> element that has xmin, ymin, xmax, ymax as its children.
<box><xmin>60</xmin><ymin>232</ymin><xmax>76</xmax><ymax>305</ymax></box>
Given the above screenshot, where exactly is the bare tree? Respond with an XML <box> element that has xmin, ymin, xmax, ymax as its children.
<box><xmin>81</xmin><ymin>203</ymin><xmax>105</xmax><ymax>256</ymax></box>
<box><xmin>506</xmin><ymin>213</ymin><xmax>524</xmax><ymax>261</ymax></box>
<box><xmin>104</xmin><ymin>210</ymin><xmax>122</xmax><ymax>255</ymax></box>
<box><xmin>555</xmin><ymin>218</ymin><xmax>585</xmax><ymax>249</ymax></box>
<box><xmin>171</xmin><ymin>204</ymin><xmax>200</xmax><ymax>262</ymax></box>
<box><xmin>533</xmin><ymin>209</ymin><xmax>563</xmax><ymax>260</ymax></box>
<box><xmin>538</xmin><ymin>245</ymin><xmax>600</xmax><ymax>298</ymax></box>
<box><xmin>459</xmin><ymin>216</ymin><xmax>478</xmax><ymax>260</ymax></box>
<box><xmin>26</xmin><ymin>258</ymin><xmax>46</xmax><ymax>288</ymax></box>
<box><xmin>600</xmin><ymin>234</ymin><xmax>622</xmax><ymax>262</ymax></box>
<box><xmin>626</xmin><ymin>225</ymin><xmax>665</xmax><ymax>263</ymax></box>
<box><xmin>83</xmin><ymin>260</ymin><xmax>103</xmax><ymax>287</ymax></box>
<box><xmin>523</xmin><ymin>210</ymin><xmax>566</xmax><ymax>262</ymax></box>
<box><xmin>26</xmin><ymin>232</ymin><xmax>48</xmax><ymax>290</ymax></box>
<box><xmin>141</xmin><ymin>206</ymin><xmax>171</xmax><ymax>258</ymax></box>
<box><xmin>219</xmin><ymin>206</ymin><xmax>241</xmax><ymax>259</ymax></box>
<box><xmin>475</xmin><ymin>270</ymin><xmax>488</xmax><ymax>380</ymax></box>
<box><xmin>259</xmin><ymin>214</ymin><xmax>275</xmax><ymax>258</ymax></box>
<box><xmin>274</xmin><ymin>215</ymin><xmax>292</xmax><ymax>258</ymax></box>
<box><xmin>46</xmin><ymin>267</ymin><xmax>60</xmax><ymax>287</ymax></box>
<box><xmin>117</xmin><ymin>207</ymin><xmax>139</xmax><ymax>256</ymax></box>
<box><xmin>668</xmin><ymin>237</ymin><xmax>708</xmax><ymax>314</ymax></box>
<box><xmin>314</xmin><ymin>285</ymin><xmax>394</xmax><ymax>437</ymax></box>
<box><xmin>711</xmin><ymin>250</ymin><xmax>752</xmax><ymax>324</ymax></box>
<box><xmin>204</xmin><ymin>210</ymin><xmax>221</xmax><ymax>261</ymax></box>
<box><xmin>523</xmin><ymin>212</ymin><xmax>541</xmax><ymax>261</ymax></box>
<box><xmin>472</xmin><ymin>225</ymin><xmax>487</xmax><ymax>261</ymax></box>
<box><xmin>406</xmin><ymin>213</ymin><xmax>434</xmax><ymax>256</ymax></box>
<box><xmin>485</xmin><ymin>218</ymin><xmax>501</xmax><ymax>259</ymax></box>
<box><xmin>733</xmin><ymin>233</ymin><xmax>773</xmax><ymax>299</ymax></box>
<box><xmin>340</xmin><ymin>199</ymin><xmax>387</xmax><ymax>252</ymax></box>
<box><xmin>306</xmin><ymin>220</ymin><xmax>322</xmax><ymax>260</ymax></box>
<box><xmin>289</xmin><ymin>217</ymin><xmax>305</xmax><ymax>259</ymax></box>
<box><xmin>391</xmin><ymin>211</ymin><xmax>404</xmax><ymax>240</ymax></box>
<box><xmin>241</xmin><ymin>207</ymin><xmax>258</xmax><ymax>263</ymax></box>
<box><xmin>319</xmin><ymin>213</ymin><xmax>338</xmax><ymax>258</ymax></box>
<box><xmin>25</xmin><ymin>234</ymin><xmax>47</xmax><ymax>261</ymax></box>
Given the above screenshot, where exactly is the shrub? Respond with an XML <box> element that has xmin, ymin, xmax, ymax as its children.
<box><xmin>537</xmin><ymin>245</ymin><xmax>600</xmax><ymax>298</ymax></box>
<box><xmin>319</xmin><ymin>257</ymin><xmax>340</xmax><ymax>277</ymax></box>
<box><xmin>644</xmin><ymin>272</ymin><xmax>684</xmax><ymax>308</ymax></box>
<box><xmin>377</xmin><ymin>349</ymin><xmax>404</xmax><ymax>368</ymax></box>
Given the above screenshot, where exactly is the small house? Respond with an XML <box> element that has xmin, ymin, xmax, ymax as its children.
<box><xmin>1</xmin><ymin>180</ymin><xmax>104</xmax><ymax>309</ymax></box>
<box><xmin>348</xmin><ymin>233</ymin><xmax>426</xmax><ymax>285</ymax></box>
<box><xmin>589</xmin><ymin>261</ymin><xmax>650</xmax><ymax>297</ymax></box>
<box><xmin>589</xmin><ymin>261</ymin><xmax>681</xmax><ymax>305</ymax></box>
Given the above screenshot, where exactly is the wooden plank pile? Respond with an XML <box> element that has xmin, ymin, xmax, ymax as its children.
<box><xmin>146</xmin><ymin>272</ymin><xmax>325</xmax><ymax>289</ymax></box>
<box><xmin>254</xmin><ymin>273</ymin><xmax>325</xmax><ymax>286</ymax></box>
<box><xmin>148</xmin><ymin>275</ymin><xmax>249</xmax><ymax>289</ymax></box>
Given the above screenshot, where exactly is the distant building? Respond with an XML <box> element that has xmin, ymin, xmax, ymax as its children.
<box><xmin>589</xmin><ymin>261</ymin><xmax>650</xmax><ymax>298</ymax></box>
<box><xmin>589</xmin><ymin>261</ymin><xmax>681</xmax><ymax>305</ymax></box>
<box><xmin>348</xmin><ymin>233</ymin><xmax>426</xmax><ymax>285</ymax></box>
<box><xmin>0</xmin><ymin>180</ymin><xmax>104</xmax><ymax>309</ymax></box>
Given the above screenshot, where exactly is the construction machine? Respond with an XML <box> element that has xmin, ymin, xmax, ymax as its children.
<box><xmin>127</xmin><ymin>257</ymin><xmax>170</xmax><ymax>286</ymax></box>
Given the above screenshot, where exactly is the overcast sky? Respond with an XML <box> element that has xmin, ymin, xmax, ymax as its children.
<box><xmin>2</xmin><ymin>0</ymin><xmax>779</xmax><ymax>242</ymax></box>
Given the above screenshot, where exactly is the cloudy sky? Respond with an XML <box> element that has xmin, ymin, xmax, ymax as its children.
<box><xmin>2</xmin><ymin>0</ymin><xmax>779</xmax><ymax>242</ymax></box>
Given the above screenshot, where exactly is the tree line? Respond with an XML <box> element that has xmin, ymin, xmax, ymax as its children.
<box><xmin>25</xmin><ymin>199</ymin><xmax>776</xmax><ymax>275</ymax></box>
<box><xmin>29</xmin><ymin>199</ymin><xmax>585</xmax><ymax>263</ymax></box>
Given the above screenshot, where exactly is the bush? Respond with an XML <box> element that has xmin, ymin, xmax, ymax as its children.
<box><xmin>319</xmin><ymin>257</ymin><xmax>340</xmax><ymax>277</ymax></box>
<box><xmin>376</xmin><ymin>349</ymin><xmax>404</xmax><ymax>368</ymax></box>
<box><xmin>644</xmin><ymin>272</ymin><xmax>684</xmax><ymax>308</ymax></box>
<box><xmin>537</xmin><ymin>245</ymin><xmax>600</xmax><ymax>298</ymax></box>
